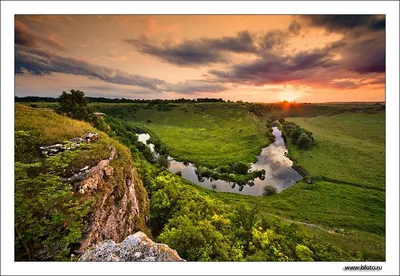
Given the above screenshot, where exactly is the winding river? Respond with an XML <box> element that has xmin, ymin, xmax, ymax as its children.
<box><xmin>136</xmin><ymin>127</ymin><xmax>302</xmax><ymax>196</ymax></box>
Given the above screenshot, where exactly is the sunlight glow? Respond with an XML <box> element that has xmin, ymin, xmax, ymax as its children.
<box><xmin>278</xmin><ymin>90</ymin><xmax>299</xmax><ymax>102</ymax></box>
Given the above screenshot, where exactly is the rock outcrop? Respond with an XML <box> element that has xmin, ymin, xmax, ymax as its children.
<box><xmin>40</xmin><ymin>132</ymin><xmax>148</xmax><ymax>254</ymax></box>
<box><xmin>79</xmin><ymin>232</ymin><xmax>183</xmax><ymax>262</ymax></box>
<box><xmin>79</xmin><ymin>166</ymin><xmax>141</xmax><ymax>253</ymax></box>
<box><xmin>62</xmin><ymin>146</ymin><xmax>117</xmax><ymax>193</ymax></box>
<box><xmin>40</xmin><ymin>132</ymin><xmax>99</xmax><ymax>156</ymax></box>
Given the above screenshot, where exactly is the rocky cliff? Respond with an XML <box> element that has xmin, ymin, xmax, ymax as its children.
<box><xmin>15</xmin><ymin>105</ymin><xmax>150</xmax><ymax>260</ymax></box>
<box><xmin>79</xmin><ymin>232</ymin><xmax>183</xmax><ymax>261</ymax></box>
<box><xmin>44</xmin><ymin>132</ymin><xmax>150</xmax><ymax>254</ymax></box>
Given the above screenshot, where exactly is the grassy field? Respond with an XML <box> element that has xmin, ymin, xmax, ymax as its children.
<box><xmin>94</xmin><ymin>102</ymin><xmax>269</xmax><ymax>168</ymax></box>
<box><xmin>287</xmin><ymin>113</ymin><xmax>385</xmax><ymax>190</ymax></box>
<box><xmin>210</xmin><ymin>109</ymin><xmax>385</xmax><ymax>260</ymax></box>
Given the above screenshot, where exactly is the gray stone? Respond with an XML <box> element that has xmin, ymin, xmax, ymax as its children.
<box><xmin>79</xmin><ymin>232</ymin><xmax>183</xmax><ymax>262</ymax></box>
<box><xmin>84</xmin><ymin>133</ymin><xmax>99</xmax><ymax>142</ymax></box>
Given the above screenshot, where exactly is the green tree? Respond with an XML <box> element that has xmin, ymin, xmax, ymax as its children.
<box><xmin>263</xmin><ymin>185</ymin><xmax>277</xmax><ymax>196</ymax></box>
<box><xmin>56</xmin><ymin>89</ymin><xmax>107</xmax><ymax>131</ymax></box>
<box><xmin>157</xmin><ymin>155</ymin><xmax>169</xmax><ymax>168</ymax></box>
<box><xmin>57</xmin><ymin>89</ymin><xmax>93</xmax><ymax>121</ymax></box>
<box><xmin>297</xmin><ymin>133</ymin><xmax>313</xmax><ymax>149</ymax></box>
<box><xmin>231</xmin><ymin>161</ymin><xmax>250</xmax><ymax>174</ymax></box>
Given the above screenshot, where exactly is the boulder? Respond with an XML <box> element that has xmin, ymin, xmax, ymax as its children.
<box><xmin>84</xmin><ymin>133</ymin><xmax>99</xmax><ymax>142</ymax></box>
<box><xmin>79</xmin><ymin>232</ymin><xmax>183</xmax><ymax>262</ymax></box>
<box><xmin>40</xmin><ymin>133</ymin><xmax>99</xmax><ymax>157</ymax></box>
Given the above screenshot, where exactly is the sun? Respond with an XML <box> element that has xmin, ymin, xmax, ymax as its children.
<box><xmin>279</xmin><ymin>91</ymin><xmax>298</xmax><ymax>102</ymax></box>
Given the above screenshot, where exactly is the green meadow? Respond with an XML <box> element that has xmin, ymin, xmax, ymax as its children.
<box><xmin>93</xmin><ymin>102</ymin><xmax>269</xmax><ymax>167</ymax></box>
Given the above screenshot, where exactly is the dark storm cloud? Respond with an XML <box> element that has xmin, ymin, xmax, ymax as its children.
<box><xmin>208</xmin><ymin>25</ymin><xmax>385</xmax><ymax>89</ymax></box>
<box><xmin>15</xmin><ymin>21</ymin><xmax>38</xmax><ymax>48</ymax></box>
<box><xmin>125</xmin><ymin>21</ymin><xmax>302</xmax><ymax>67</ymax></box>
<box><xmin>15</xmin><ymin>46</ymin><xmax>170</xmax><ymax>90</ymax></box>
<box><xmin>15</xmin><ymin>21</ymin><xmax>68</xmax><ymax>52</ymax></box>
<box><xmin>301</xmin><ymin>15</ymin><xmax>385</xmax><ymax>32</ymax></box>
<box><xmin>209</xmin><ymin>45</ymin><xmax>338</xmax><ymax>86</ymax></box>
<box><xmin>125</xmin><ymin>36</ymin><xmax>229</xmax><ymax>66</ymax></box>
<box><xmin>204</xmin><ymin>31</ymin><xmax>258</xmax><ymax>53</ymax></box>
<box><xmin>341</xmin><ymin>35</ymin><xmax>385</xmax><ymax>74</ymax></box>
<box><xmin>15</xmin><ymin>46</ymin><xmax>228</xmax><ymax>94</ymax></box>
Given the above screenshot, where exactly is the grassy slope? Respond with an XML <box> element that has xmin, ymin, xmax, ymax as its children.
<box><xmin>95</xmin><ymin>102</ymin><xmax>268</xmax><ymax>167</ymax></box>
<box><xmin>287</xmin><ymin>113</ymin><xmax>385</xmax><ymax>190</ymax></box>
<box><xmin>15</xmin><ymin>104</ymin><xmax>149</xmax><ymax>210</ymax></box>
<box><xmin>15</xmin><ymin>105</ymin><xmax>150</xmax><ymax>259</ymax></box>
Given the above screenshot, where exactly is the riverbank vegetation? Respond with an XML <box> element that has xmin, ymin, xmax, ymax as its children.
<box><xmin>107</xmin><ymin>121</ymin><xmax>370</xmax><ymax>261</ymax></box>
<box><xmin>281</xmin><ymin>120</ymin><xmax>315</xmax><ymax>149</ymax></box>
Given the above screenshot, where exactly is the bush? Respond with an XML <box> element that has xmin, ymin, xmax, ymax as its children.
<box><xmin>157</xmin><ymin>155</ymin><xmax>169</xmax><ymax>168</ymax></box>
<box><xmin>231</xmin><ymin>161</ymin><xmax>250</xmax><ymax>174</ymax></box>
<box><xmin>296</xmin><ymin>244</ymin><xmax>314</xmax><ymax>261</ymax></box>
<box><xmin>263</xmin><ymin>185</ymin><xmax>277</xmax><ymax>196</ymax></box>
<box><xmin>297</xmin><ymin>133</ymin><xmax>313</xmax><ymax>149</ymax></box>
<box><xmin>15</xmin><ymin>161</ymin><xmax>92</xmax><ymax>260</ymax></box>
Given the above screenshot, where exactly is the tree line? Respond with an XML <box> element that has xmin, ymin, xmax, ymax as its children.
<box><xmin>15</xmin><ymin>95</ymin><xmax>225</xmax><ymax>104</ymax></box>
<box><xmin>281</xmin><ymin>119</ymin><xmax>315</xmax><ymax>149</ymax></box>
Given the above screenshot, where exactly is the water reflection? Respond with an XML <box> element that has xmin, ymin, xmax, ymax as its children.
<box><xmin>136</xmin><ymin>127</ymin><xmax>302</xmax><ymax>196</ymax></box>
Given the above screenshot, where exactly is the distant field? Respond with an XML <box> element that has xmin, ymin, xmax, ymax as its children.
<box><xmin>287</xmin><ymin>113</ymin><xmax>385</xmax><ymax>190</ymax></box>
<box><xmin>94</xmin><ymin>102</ymin><xmax>269</xmax><ymax>167</ymax></box>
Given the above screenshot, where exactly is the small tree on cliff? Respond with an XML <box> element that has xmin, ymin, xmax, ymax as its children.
<box><xmin>56</xmin><ymin>89</ymin><xmax>107</xmax><ymax>131</ymax></box>
<box><xmin>57</xmin><ymin>89</ymin><xmax>94</xmax><ymax>121</ymax></box>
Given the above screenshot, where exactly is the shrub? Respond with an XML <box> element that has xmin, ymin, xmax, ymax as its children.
<box><xmin>296</xmin><ymin>244</ymin><xmax>314</xmax><ymax>261</ymax></box>
<box><xmin>15</xmin><ymin>161</ymin><xmax>92</xmax><ymax>260</ymax></box>
<box><xmin>263</xmin><ymin>185</ymin><xmax>277</xmax><ymax>196</ymax></box>
<box><xmin>231</xmin><ymin>161</ymin><xmax>250</xmax><ymax>174</ymax></box>
<box><xmin>297</xmin><ymin>133</ymin><xmax>313</xmax><ymax>149</ymax></box>
<box><xmin>157</xmin><ymin>155</ymin><xmax>169</xmax><ymax>168</ymax></box>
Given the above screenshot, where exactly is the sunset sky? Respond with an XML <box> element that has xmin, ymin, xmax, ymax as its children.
<box><xmin>15</xmin><ymin>15</ymin><xmax>385</xmax><ymax>103</ymax></box>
